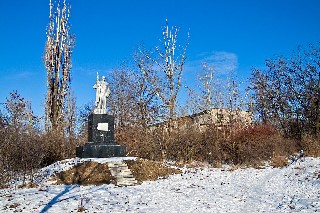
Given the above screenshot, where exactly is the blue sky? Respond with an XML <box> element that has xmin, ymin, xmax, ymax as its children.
<box><xmin>0</xmin><ymin>0</ymin><xmax>320</xmax><ymax>116</ymax></box>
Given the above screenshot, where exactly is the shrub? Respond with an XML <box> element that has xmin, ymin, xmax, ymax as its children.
<box><xmin>122</xmin><ymin>123</ymin><xmax>300</xmax><ymax>167</ymax></box>
<box><xmin>224</xmin><ymin>124</ymin><xmax>298</xmax><ymax>165</ymax></box>
<box><xmin>301</xmin><ymin>135</ymin><xmax>320</xmax><ymax>157</ymax></box>
<box><xmin>270</xmin><ymin>155</ymin><xmax>288</xmax><ymax>168</ymax></box>
<box><xmin>125</xmin><ymin>158</ymin><xmax>181</xmax><ymax>182</ymax></box>
<box><xmin>118</xmin><ymin>126</ymin><xmax>163</xmax><ymax>161</ymax></box>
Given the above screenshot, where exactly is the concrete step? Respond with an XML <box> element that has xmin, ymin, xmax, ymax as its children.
<box><xmin>108</xmin><ymin>162</ymin><xmax>128</xmax><ymax>166</ymax></box>
<box><xmin>117</xmin><ymin>182</ymin><xmax>138</xmax><ymax>186</ymax></box>
<box><xmin>117</xmin><ymin>179</ymin><xmax>138</xmax><ymax>186</ymax></box>
<box><xmin>117</xmin><ymin>177</ymin><xmax>137</xmax><ymax>182</ymax></box>
<box><xmin>107</xmin><ymin>161</ymin><xmax>138</xmax><ymax>187</ymax></box>
<box><xmin>113</xmin><ymin>175</ymin><xmax>135</xmax><ymax>179</ymax></box>
<box><xmin>116</xmin><ymin>174</ymin><xmax>135</xmax><ymax>179</ymax></box>
<box><xmin>112</xmin><ymin>170</ymin><xmax>132</xmax><ymax>176</ymax></box>
<box><xmin>110</xmin><ymin>168</ymin><xmax>131</xmax><ymax>173</ymax></box>
<box><xmin>109</xmin><ymin>169</ymin><xmax>131</xmax><ymax>175</ymax></box>
<box><xmin>108</xmin><ymin>164</ymin><xmax>128</xmax><ymax>168</ymax></box>
<box><xmin>117</xmin><ymin>182</ymin><xmax>137</xmax><ymax>186</ymax></box>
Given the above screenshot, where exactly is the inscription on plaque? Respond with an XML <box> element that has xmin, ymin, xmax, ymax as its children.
<box><xmin>97</xmin><ymin>123</ymin><xmax>109</xmax><ymax>131</ymax></box>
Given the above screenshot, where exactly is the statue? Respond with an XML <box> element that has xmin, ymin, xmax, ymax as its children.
<box><xmin>93</xmin><ymin>72</ymin><xmax>110</xmax><ymax>114</ymax></box>
<box><xmin>76</xmin><ymin>71</ymin><xmax>126</xmax><ymax>158</ymax></box>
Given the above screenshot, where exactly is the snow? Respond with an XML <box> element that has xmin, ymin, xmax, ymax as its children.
<box><xmin>8</xmin><ymin>157</ymin><xmax>137</xmax><ymax>187</ymax></box>
<box><xmin>1</xmin><ymin>157</ymin><xmax>320</xmax><ymax>212</ymax></box>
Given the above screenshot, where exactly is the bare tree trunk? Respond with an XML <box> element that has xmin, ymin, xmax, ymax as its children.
<box><xmin>156</xmin><ymin>20</ymin><xmax>189</xmax><ymax>158</ymax></box>
<box><xmin>44</xmin><ymin>0</ymin><xmax>75</xmax><ymax>133</ymax></box>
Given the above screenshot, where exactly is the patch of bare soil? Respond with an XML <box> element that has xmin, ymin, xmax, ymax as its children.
<box><xmin>125</xmin><ymin>159</ymin><xmax>182</xmax><ymax>182</ymax></box>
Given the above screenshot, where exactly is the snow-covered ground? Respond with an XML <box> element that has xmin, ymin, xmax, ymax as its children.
<box><xmin>0</xmin><ymin>157</ymin><xmax>319</xmax><ymax>212</ymax></box>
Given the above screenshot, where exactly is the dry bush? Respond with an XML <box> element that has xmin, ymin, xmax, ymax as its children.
<box><xmin>216</xmin><ymin>124</ymin><xmax>299</xmax><ymax>165</ymax></box>
<box><xmin>41</xmin><ymin>131</ymin><xmax>78</xmax><ymax>167</ymax></box>
<box><xmin>300</xmin><ymin>135</ymin><xmax>320</xmax><ymax>157</ymax></box>
<box><xmin>117</xmin><ymin>126</ymin><xmax>163</xmax><ymax>161</ymax></box>
<box><xmin>122</xmin><ymin>125</ymin><xmax>207</xmax><ymax>163</ymax></box>
<box><xmin>2</xmin><ymin>129</ymin><xmax>46</xmax><ymax>184</ymax></box>
<box><xmin>175</xmin><ymin>124</ymin><xmax>297</xmax><ymax>166</ymax></box>
<box><xmin>0</xmin><ymin>91</ymin><xmax>47</xmax><ymax>187</ymax></box>
<box><xmin>0</xmin><ymin>91</ymin><xmax>79</xmax><ymax>188</ymax></box>
<box><xmin>117</xmin><ymin>122</ymin><xmax>300</xmax><ymax>168</ymax></box>
<box><xmin>166</xmin><ymin>127</ymin><xmax>206</xmax><ymax>162</ymax></box>
<box><xmin>125</xmin><ymin>158</ymin><xmax>181</xmax><ymax>182</ymax></box>
<box><xmin>40</xmin><ymin>132</ymin><xmax>66</xmax><ymax>166</ymax></box>
<box><xmin>0</xmin><ymin>130</ymin><xmax>45</xmax><ymax>188</ymax></box>
<box><xmin>270</xmin><ymin>155</ymin><xmax>288</xmax><ymax>168</ymax></box>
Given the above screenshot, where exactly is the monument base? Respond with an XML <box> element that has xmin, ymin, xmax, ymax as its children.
<box><xmin>76</xmin><ymin>143</ymin><xmax>126</xmax><ymax>158</ymax></box>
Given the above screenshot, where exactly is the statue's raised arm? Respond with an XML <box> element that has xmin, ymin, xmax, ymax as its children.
<box><xmin>93</xmin><ymin>72</ymin><xmax>110</xmax><ymax>114</ymax></box>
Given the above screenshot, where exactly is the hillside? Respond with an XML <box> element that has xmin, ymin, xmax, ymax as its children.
<box><xmin>0</xmin><ymin>157</ymin><xmax>319</xmax><ymax>212</ymax></box>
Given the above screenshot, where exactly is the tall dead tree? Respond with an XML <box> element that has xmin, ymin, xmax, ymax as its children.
<box><xmin>139</xmin><ymin>20</ymin><xmax>189</xmax><ymax>160</ymax></box>
<box><xmin>143</xmin><ymin>20</ymin><xmax>189</xmax><ymax>131</ymax></box>
<box><xmin>44</xmin><ymin>0</ymin><xmax>75</xmax><ymax>132</ymax></box>
<box><xmin>198</xmin><ymin>63</ymin><xmax>225</xmax><ymax>111</ymax></box>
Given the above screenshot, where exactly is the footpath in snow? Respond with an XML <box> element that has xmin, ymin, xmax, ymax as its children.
<box><xmin>0</xmin><ymin>157</ymin><xmax>319</xmax><ymax>212</ymax></box>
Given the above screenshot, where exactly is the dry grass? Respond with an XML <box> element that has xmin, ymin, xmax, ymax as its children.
<box><xmin>9</xmin><ymin>203</ymin><xmax>20</xmax><ymax>209</ymax></box>
<box><xmin>125</xmin><ymin>159</ymin><xmax>181</xmax><ymax>182</ymax></box>
<box><xmin>55</xmin><ymin>161</ymin><xmax>115</xmax><ymax>185</ymax></box>
<box><xmin>301</xmin><ymin>135</ymin><xmax>320</xmax><ymax>157</ymax></box>
<box><xmin>77</xmin><ymin>206</ymin><xmax>86</xmax><ymax>212</ymax></box>
<box><xmin>53</xmin><ymin>159</ymin><xmax>181</xmax><ymax>185</ymax></box>
<box><xmin>270</xmin><ymin>155</ymin><xmax>289</xmax><ymax>168</ymax></box>
<box><xmin>228</xmin><ymin>164</ymin><xmax>246</xmax><ymax>172</ymax></box>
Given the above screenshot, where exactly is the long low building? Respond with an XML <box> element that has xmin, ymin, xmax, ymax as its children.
<box><xmin>150</xmin><ymin>108</ymin><xmax>253</xmax><ymax>132</ymax></box>
<box><xmin>187</xmin><ymin>108</ymin><xmax>253</xmax><ymax>131</ymax></box>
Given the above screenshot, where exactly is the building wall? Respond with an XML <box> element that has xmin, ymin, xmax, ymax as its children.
<box><xmin>149</xmin><ymin>108</ymin><xmax>253</xmax><ymax>132</ymax></box>
<box><xmin>180</xmin><ymin>108</ymin><xmax>253</xmax><ymax>131</ymax></box>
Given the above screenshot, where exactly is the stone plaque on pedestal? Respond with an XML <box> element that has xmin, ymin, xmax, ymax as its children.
<box><xmin>76</xmin><ymin>73</ymin><xmax>126</xmax><ymax>158</ymax></box>
<box><xmin>88</xmin><ymin>114</ymin><xmax>115</xmax><ymax>144</ymax></box>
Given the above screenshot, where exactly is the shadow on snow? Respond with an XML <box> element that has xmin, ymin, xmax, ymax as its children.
<box><xmin>39</xmin><ymin>185</ymin><xmax>78</xmax><ymax>213</ymax></box>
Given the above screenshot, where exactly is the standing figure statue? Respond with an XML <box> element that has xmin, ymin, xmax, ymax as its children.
<box><xmin>93</xmin><ymin>72</ymin><xmax>110</xmax><ymax>114</ymax></box>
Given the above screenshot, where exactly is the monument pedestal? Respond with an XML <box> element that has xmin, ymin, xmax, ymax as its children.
<box><xmin>76</xmin><ymin>114</ymin><xmax>126</xmax><ymax>158</ymax></box>
<box><xmin>76</xmin><ymin>144</ymin><xmax>126</xmax><ymax>158</ymax></box>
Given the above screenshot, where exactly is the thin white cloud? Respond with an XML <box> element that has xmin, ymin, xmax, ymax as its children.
<box><xmin>72</xmin><ymin>65</ymin><xmax>114</xmax><ymax>81</ymax></box>
<box><xmin>205</xmin><ymin>51</ymin><xmax>238</xmax><ymax>73</ymax></box>
<box><xmin>185</xmin><ymin>51</ymin><xmax>239</xmax><ymax>75</ymax></box>
<box><xmin>3</xmin><ymin>70</ymin><xmax>38</xmax><ymax>80</ymax></box>
<box><xmin>73</xmin><ymin>66</ymin><xmax>102</xmax><ymax>76</ymax></box>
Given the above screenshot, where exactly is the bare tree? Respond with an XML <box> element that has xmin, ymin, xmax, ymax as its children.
<box><xmin>225</xmin><ymin>70</ymin><xmax>242</xmax><ymax>126</ymax></box>
<box><xmin>250</xmin><ymin>68</ymin><xmax>270</xmax><ymax>123</ymax></box>
<box><xmin>184</xmin><ymin>86</ymin><xmax>201</xmax><ymax>115</ymax></box>
<box><xmin>107</xmin><ymin>65</ymin><xmax>137</xmax><ymax>128</ymax></box>
<box><xmin>249</xmin><ymin>43</ymin><xmax>320</xmax><ymax>140</ymax></box>
<box><xmin>134</xmin><ymin>47</ymin><xmax>162</xmax><ymax>128</ymax></box>
<box><xmin>44</xmin><ymin>0</ymin><xmax>75</xmax><ymax>132</ymax></box>
<box><xmin>143</xmin><ymin>20</ymin><xmax>189</xmax><ymax>131</ymax></box>
<box><xmin>195</xmin><ymin>63</ymin><xmax>249</xmax><ymax>133</ymax></box>
<box><xmin>0</xmin><ymin>91</ymin><xmax>43</xmax><ymax>186</ymax></box>
<box><xmin>197</xmin><ymin>62</ymin><xmax>225</xmax><ymax>111</ymax></box>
